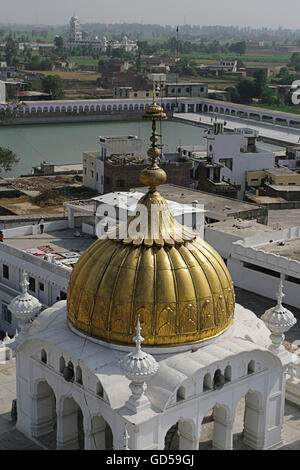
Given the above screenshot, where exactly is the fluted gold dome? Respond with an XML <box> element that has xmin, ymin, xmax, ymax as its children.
<box><xmin>67</xmin><ymin>90</ymin><xmax>235</xmax><ymax>347</ymax></box>
<box><xmin>67</xmin><ymin>190</ymin><xmax>235</xmax><ymax>347</ymax></box>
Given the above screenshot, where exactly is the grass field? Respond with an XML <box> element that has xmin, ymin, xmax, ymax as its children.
<box><xmin>24</xmin><ymin>69</ymin><xmax>99</xmax><ymax>81</ymax></box>
<box><xmin>67</xmin><ymin>56</ymin><xmax>99</xmax><ymax>67</ymax></box>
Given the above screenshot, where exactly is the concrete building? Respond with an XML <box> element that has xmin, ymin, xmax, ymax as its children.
<box><xmin>0</xmin><ymin>221</ymin><xmax>95</xmax><ymax>336</ymax></box>
<box><xmin>136</xmin><ymin>184</ymin><xmax>268</xmax><ymax>225</ymax></box>
<box><xmin>82</xmin><ymin>135</ymin><xmax>193</xmax><ymax>194</ymax></box>
<box><xmin>199</xmin><ymin>125</ymin><xmax>276</xmax><ymax>199</ymax></box>
<box><xmin>165</xmin><ymin>83</ymin><xmax>208</xmax><ymax>98</ymax></box>
<box><xmin>205</xmin><ymin>218</ymin><xmax>300</xmax><ymax>308</ymax></box>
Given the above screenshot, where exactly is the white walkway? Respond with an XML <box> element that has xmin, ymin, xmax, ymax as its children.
<box><xmin>175</xmin><ymin>113</ymin><xmax>300</xmax><ymax>145</ymax></box>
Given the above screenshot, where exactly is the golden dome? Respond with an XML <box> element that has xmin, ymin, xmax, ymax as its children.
<box><xmin>67</xmin><ymin>190</ymin><xmax>235</xmax><ymax>347</ymax></box>
<box><xmin>67</xmin><ymin>90</ymin><xmax>235</xmax><ymax>347</ymax></box>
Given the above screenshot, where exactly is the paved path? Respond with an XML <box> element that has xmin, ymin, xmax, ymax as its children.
<box><xmin>174</xmin><ymin>113</ymin><xmax>300</xmax><ymax>145</ymax></box>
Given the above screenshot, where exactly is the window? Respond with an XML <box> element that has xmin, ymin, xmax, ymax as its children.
<box><xmin>2</xmin><ymin>304</ymin><xmax>11</xmax><ymax>324</ymax></box>
<box><xmin>41</xmin><ymin>349</ymin><xmax>47</xmax><ymax>364</ymax></box>
<box><xmin>243</xmin><ymin>262</ymin><xmax>280</xmax><ymax>278</ymax></box>
<box><xmin>176</xmin><ymin>386</ymin><xmax>185</xmax><ymax>402</ymax></box>
<box><xmin>29</xmin><ymin>276</ymin><xmax>36</xmax><ymax>292</ymax></box>
<box><xmin>186</xmin><ymin>88</ymin><xmax>190</xmax><ymax>93</ymax></box>
<box><xmin>96</xmin><ymin>172</ymin><xmax>98</xmax><ymax>182</ymax></box>
<box><xmin>39</xmin><ymin>282</ymin><xmax>44</xmax><ymax>291</ymax></box>
<box><xmin>116</xmin><ymin>179</ymin><xmax>125</xmax><ymax>188</ymax></box>
<box><xmin>3</xmin><ymin>264</ymin><xmax>9</xmax><ymax>280</ymax></box>
<box><xmin>84</xmin><ymin>168</ymin><xmax>87</xmax><ymax>175</ymax></box>
<box><xmin>286</xmin><ymin>275</ymin><xmax>300</xmax><ymax>285</ymax></box>
<box><xmin>146</xmin><ymin>92</ymin><xmax>149</xmax><ymax>97</ymax></box>
<box><xmin>91</xmin><ymin>170</ymin><xmax>94</xmax><ymax>178</ymax></box>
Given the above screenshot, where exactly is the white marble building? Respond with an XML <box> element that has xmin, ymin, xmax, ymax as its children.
<box><xmin>7</xmin><ymin>93</ymin><xmax>297</xmax><ymax>451</ymax></box>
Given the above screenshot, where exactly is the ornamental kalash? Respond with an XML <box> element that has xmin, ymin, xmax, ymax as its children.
<box><xmin>9</xmin><ymin>90</ymin><xmax>296</xmax><ymax>450</ymax></box>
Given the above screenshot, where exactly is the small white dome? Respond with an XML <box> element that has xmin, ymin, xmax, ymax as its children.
<box><xmin>8</xmin><ymin>271</ymin><xmax>42</xmax><ymax>323</ymax></box>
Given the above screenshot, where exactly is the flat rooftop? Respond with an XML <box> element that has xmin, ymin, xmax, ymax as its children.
<box><xmin>206</xmin><ymin>218</ymin><xmax>278</xmax><ymax>239</ymax></box>
<box><xmin>135</xmin><ymin>184</ymin><xmax>264</xmax><ymax>217</ymax></box>
<box><xmin>267</xmin><ymin>184</ymin><xmax>300</xmax><ymax>192</ymax></box>
<box><xmin>5</xmin><ymin>229</ymin><xmax>95</xmax><ymax>270</ymax></box>
<box><xmin>268</xmin><ymin>209</ymin><xmax>300</xmax><ymax>228</ymax></box>
<box><xmin>259</xmin><ymin>238</ymin><xmax>300</xmax><ymax>263</ymax></box>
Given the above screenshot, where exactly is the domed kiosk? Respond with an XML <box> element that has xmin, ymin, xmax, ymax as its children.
<box><xmin>9</xmin><ymin>91</ymin><xmax>295</xmax><ymax>451</ymax></box>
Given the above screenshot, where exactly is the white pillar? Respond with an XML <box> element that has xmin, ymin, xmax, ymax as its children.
<box><xmin>243</xmin><ymin>402</ymin><xmax>266</xmax><ymax>450</ymax></box>
<box><xmin>56</xmin><ymin>407</ymin><xmax>79</xmax><ymax>450</ymax></box>
<box><xmin>178</xmin><ymin>421</ymin><xmax>199</xmax><ymax>450</ymax></box>
<box><xmin>31</xmin><ymin>392</ymin><xmax>56</xmax><ymax>438</ymax></box>
<box><xmin>68</xmin><ymin>207</ymin><xmax>75</xmax><ymax>229</ymax></box>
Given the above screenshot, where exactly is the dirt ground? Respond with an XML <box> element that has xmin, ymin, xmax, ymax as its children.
<box><xmin>0</xmin><ymin>176</ymin><xmax>96</xmax><ymax>216</ymax></box>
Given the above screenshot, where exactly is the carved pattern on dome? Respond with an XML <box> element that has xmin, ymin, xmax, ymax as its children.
<box><xmin>181</xmin><ymin>303</ymin><xmax>197</xmax><ymax>334</ymax></box>
<box><xmin>200</xmin><ymin>298</ymin><xmax>215</xmax><ymax>330</ymax></box>
<box><xmin>67</xmin><ymin>227</ymin><xmax>235</xmax><ymax>346</ymax></box>
<box><xmin>157</xmin><ymin>305</ymin><xmax>177</xmax><ymax>336</ymax></box>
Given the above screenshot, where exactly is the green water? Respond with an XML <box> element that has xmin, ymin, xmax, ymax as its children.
<box><xmin>0</xmin><ymin>120</ymin><xmax>207</xmax><ymax>178</ymax></box>
<box><xmin>0</xmin><ymin>120</ymin><xmax>282</xmax><ymax>178</ymax></box>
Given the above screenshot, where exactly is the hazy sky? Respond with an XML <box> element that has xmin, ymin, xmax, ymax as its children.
<box><xmin>1</xmin><ymin>0</ymin><xmax>300</xmax><ymax>28</ymax></box>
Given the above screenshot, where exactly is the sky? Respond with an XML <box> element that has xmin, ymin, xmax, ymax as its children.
<box><xmin>0</xmin><ymin>0</ymin><xmax>300</xmax><ymax>29</ymax></box>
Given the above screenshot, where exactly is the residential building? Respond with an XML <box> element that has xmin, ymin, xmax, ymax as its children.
<box><xmin>165</xmin><ymin>83</ymin><xmax>208</xmax><ymax>98</ymax></box>
<box><xmin>198</xmin><ymin>124</ymin><xmax>276</xmax><ymax>199</ymax></box>
<box><xmin>205</xmin><ymin>218</ymin><xmax>300</xmax><ymax>308</ymax></box>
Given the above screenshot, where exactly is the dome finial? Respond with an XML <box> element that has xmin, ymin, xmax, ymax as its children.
<box><xmin>276</xmin><ymin>274</ymin><xmax>284</xmax><ymax>307</ymax></box>
<box><xmin>119</xmin><ymin>317</ymin><xmax>159</xmax><ymax>413</ymax></box>
<box><xmin>261</xmin><ymin>276</ymin><xmax>296</xmax><ymax>355</ymax></box>
<box><xmin>140</xmin><ymin>84</ymin><xmax>168</xmax><ymax>192</ymax></box>
<box><xmin>133</xmin><ymin>316</ymin><xmax>144</xmax><ymax>352</ymax></box>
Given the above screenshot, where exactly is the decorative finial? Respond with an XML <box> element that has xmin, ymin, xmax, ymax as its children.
<box><xmin>140</xmin><ymin>84</ymin><xmax>168</xmax><ymax>192</ymax></box>
<box><xmin>261</xmin><ymin>277</ymin><xmax>296</xmax><ymax>355</ymax></box>
<box><xmin>119</xmin><ymin>317</ymin><xmax>159</xmax><ymax>413</ymax></box>
<box><xmin>123</xmin><ymin>424</ymin><xmax>130</xmax><ymax>450</ymax></box>
<box><xmin>20</xmin><ymin>269</ymin><xmax>29</xmax><ymax>295</ymax></box>
<box><xmin>276</xmin><ymin>274</ymin><xmax>284</xmax><ymax>307</ymax></box>
<box><xmin>133</xmin><ymin>316</ymin><xmax>144</xmax><ymax>352</ymax></box>
<box><xmin>8</xmin><ymin>269</ymin><xmax>42</xmax><ymax>334</ymax></box>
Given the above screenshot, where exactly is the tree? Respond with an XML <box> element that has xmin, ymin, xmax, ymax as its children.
<box><xmin>236</xmin><ymin>78</ymin><xmax>256</xmax><ymax>104</ymax></box>
<box><xmin>42</xmin><ymin>75</ymin><xmax>64</xmax><ymax>99</ymax></box>
<box><xmin>229</xmin><ymin>41</ymin><xmax>246</xmax><ymax>55</ymax></box>
<box><xmin>0</xmin><ymin>147</ymin><xmax>19</xmax><ymax>174</ymax></box>
<box><xmin>253</xmin><ymin>69</ymin><xmax>267</xmax><ymax>98</ymax></box>
<box><xmin>5</xmin><ymin>35</ymin><xmax>18</xmax><ymax>66</ymax></box>
<box><xmin>54</xmin><ymin>36</ymin><xmax>64</xmax><ymax>52</ymax></box>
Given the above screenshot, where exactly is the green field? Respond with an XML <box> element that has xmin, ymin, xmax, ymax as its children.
<box><xmin>67</xmin><ymin>56</ymin><xmax>99</xmax><ymax>67</ymax></box>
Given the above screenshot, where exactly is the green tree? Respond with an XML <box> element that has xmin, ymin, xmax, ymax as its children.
<box><xmin>0</xmin><ymin>147</ymin><xmax>19</xmax><ymax>174</ymax></box>
<box><xmin>5</xmin><ymin>35</ymin><xmax>18</xmax><ymax>66</ymax></box>
<box><xmin>253</xmin><ymin>69</ymin><xmax>267</xmax><ymax>98</ymax></box>
<box><xmin>229</xmin><ymin>41</ymin><xmax>246</xmax><ymax>55</ymax></box>
<box><xmin>54</xmin><ymin>35</ymin><xmax>64</xmax><ymax>52</ymax></box>
<box><xmin>236</xmin><ymin>78</ymin><xmax>256</xmax><ymax>104</ymax></box>
<box><xmin>42</xmin><ymin>75</ymin><xmax>64</xmax><ymax>99</ymax></box>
